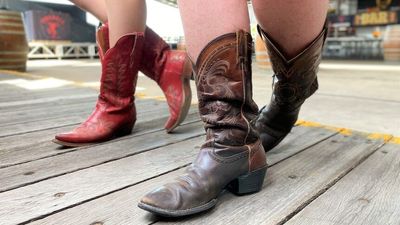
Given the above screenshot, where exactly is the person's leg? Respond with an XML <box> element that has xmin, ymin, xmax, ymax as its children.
<box><xmin>105</xmin><ymin>0</ymin><xmax>146</xmax><ymax>47</ymax></box>
<box><xmin>69</xmin><ymin>0</ymin><xmax>108</xmax><ymax>23</ymax></box>
<box><xmin>252</xmin><ymin>0</ymin><xmax>329</xmax><ymax>151</ymax></box>
<box><xmin>139</xmin><ymin>0</ymin><xmax>267</xmax><ymax>217</ymax></box>
<box><xmin>68</xmin><ymin>0</ymin><xmax>192</xmax><ymax>133</ymax></box>
<box><xmin>178</xmin><ymin>0</ymin><xmax>250</xmax><ymax>60</ymax></box>
<box><xmin>54</xmin><ymin>0</ymin><xmax>146</xmax><ymax>146</ymax></box>
<box><xmin>252</xmin><ymin>0</ymin><xmax>328</xmax><ymax>58</ymax></box>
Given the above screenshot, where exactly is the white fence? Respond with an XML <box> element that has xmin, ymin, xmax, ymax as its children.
<box><xmin>28</xmin><ymin>42</ymin><xmax>98</xmax><ymax>60</ymax></box>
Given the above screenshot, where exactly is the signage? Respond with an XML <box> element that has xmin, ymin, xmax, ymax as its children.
<box><xmin>40</xmin><ymin>15</ymin><xmax>66</xmax><ymax>39</ymax></box>
<box><xmin>354</xmin><ymin>11</ymin><xmax>398</xmax><ymax>26</ymax></box>
<box><xmin>24</xmin><ymin>10</ymin><xmax>71</xmax><ymax>41</ymax></box>
<box><xmin>358</xmin><ymin>0</ymin><xmax>399</xmax><ymax>11</ymax></box>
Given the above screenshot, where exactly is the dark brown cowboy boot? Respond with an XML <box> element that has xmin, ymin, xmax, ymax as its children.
<box><xmin>253</xmin><ymin>23</ymin><xmax>328</xmax><ymax>151</ymax></box>
<box><xmin>138</xmin><ymin>31</ymin><xmax>267</xmax><ymax>217</ymax></box>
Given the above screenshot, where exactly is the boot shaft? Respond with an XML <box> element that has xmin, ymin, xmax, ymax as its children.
<box><xmin>192</xmin><ymin>31</ymin><xmax>259</xmax><ymax>146</ymax></box>
<box><xmin>96</xmin><ymin>24</ymin><xmax>144</xmax><ymax>107</ymax></box>
<box><xmin>140</xmin><ymin>27</ymin><xmax>173</xmax><ymax>83</ymax></box>
<box><xmin>258</xmin><ymin>22</ymin><xmax>328</xmax><ymax>110</ymax></box>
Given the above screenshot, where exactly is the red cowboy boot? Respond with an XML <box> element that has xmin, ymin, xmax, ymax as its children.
<box><xmin>53</xmin><ymin>25</ymin><xmax>144</xmax><ymax>147</ymax></box>
<box><xmin>140</xmin><ymin>27</ymin><xmax>192</xmax><ymax>132</ymax></box>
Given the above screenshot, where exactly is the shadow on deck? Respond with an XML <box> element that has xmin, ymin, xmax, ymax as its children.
<box><xmin>0</xmin><ymin>71</ymin><xmax>399</xmax><ymax>225</ymax></box>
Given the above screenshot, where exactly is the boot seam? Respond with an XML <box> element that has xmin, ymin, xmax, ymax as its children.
<box><xmin>197</xmin><ymin>43</ymin><xmax>236</xmax><ymax>77</ymax></box>
<box><xmin>208</xmin><ymin>150</ymin><xmax>248</xmax><ymax>163</ymax></box>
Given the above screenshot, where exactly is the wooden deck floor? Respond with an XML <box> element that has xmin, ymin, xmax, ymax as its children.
<box><xmin>0</xmin><ymin>71</ymin><xmax>399</xmax><ymax>225</ymax></box>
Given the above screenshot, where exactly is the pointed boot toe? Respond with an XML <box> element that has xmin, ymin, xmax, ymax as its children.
<box><xmin>139</xmin><ymin>183</ymin><xmax>217</xmax><ymax>217</ymax></box>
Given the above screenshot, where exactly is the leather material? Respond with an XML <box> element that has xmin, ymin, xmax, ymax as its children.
<box><xmin>54</xmin><ymin>25</ymin><xmax>144</xmax><ymax>144</ymax></box>
<box><xmin>139</xmin><ymin>31</ymin><xmax>266</xmax><ymax>216</ymax></box>
<box><xmin>141</xmin><ymin>28</ymin><xmax>192</xmax><ymax>132</ymax></box>
<box><xmin>253</xmin><ymin>22</ymin><xmax>328</xmax><ymax>151</ymax></box>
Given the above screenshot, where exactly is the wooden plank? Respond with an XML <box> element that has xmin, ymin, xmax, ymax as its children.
<box><xmin>0</xmin><ymin>116</ymin><xmax>203</xmax><ymax>193</ymax></box>
<box><xmin>0</xmin><ymin>133</ymin><xmax>203</xmax><ymax>225</ymax></box>
<box><xmin>0</xmin><ymin>73</ymin><xmax>20</xmax><ymax>81</ymax></box>
<box><xmin>0</xmin><ymin>84</ymin><xmax>26</xmax><ymax>96</ymax></box>
<box><xmin>0</xmin><ymin>86</ymin><xmax>95</xmax><ymax>103</ymax></box>
<box><xmin>268</xmin><ymin>125</ymin><xmax>337</xmax><ymax>166</ymax></box>
<box><xmin>25</xmin><ymin>126</ymin><xmax>336</xmax><ymax>225</ymax></box>
<box><xmin>0</xmin><ymin>108</ymin><xmax>199</xmax><ymax>168</ymax></box>
<box><xmin>0</xmin><ymin>124</ymin><xmax>331</xmax><ymax>192</ymax></box>
<box><xmin>0</xmin><ymin>100</ymin><xmax>171</xmax><ymax>137</ymax></box>
<box><xmin>0</xmin><ymin>93</ymin><xmax>97</xmax><ymax>108</ymax></box>
<box><xmin>151</xmin><ymin>132</ymin><xmax>385</xmax><ymax>225</ymax></box>
<box><xmin>284</xmin><ymin>143</ymin><xmax>400</xmax><ymax>225</ymax></box>
<box><xmin>0</xmin><ymin>98</ymin><xmax>163</xmax><ymax>127</ymax></box>
<box><xmin>0</xmin><ymin>104</ymin><xmax>94</xmax><ymax>126</ymax></box>
<box><xmin>0</xmin><ymin>95</ymin><xmax>96</xmax><ymax>114</ymax></box>
<box><xmin>29</xmin><ymin>168</ymin><xmax>188</xmax><ymax>225</ymax></box>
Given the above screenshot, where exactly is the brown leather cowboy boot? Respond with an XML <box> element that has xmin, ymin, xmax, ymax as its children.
<box><xmin>53</xmin><ymin>25</ymin><xmax>144</xmax><ymax>147</ymax></box>
<box><xmin>138</xmin><ymin>31</ymin><xmax>267</xmax><ymax>217</ymax></box>
<box><xmin>253</xmin><ymin>23</ymin><xmax>328</xmax><ymax>151</ymax></box>
<box><xmin>140</xmin><ymin>27</ymin><xmax>192</xmax><ymax>133</ymax></box>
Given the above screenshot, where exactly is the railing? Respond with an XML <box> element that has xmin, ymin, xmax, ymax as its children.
<box><xmin>28</xmin><ymin>39</ymin><xmax>181</xmax><ymax>60</ymax></box>
<box><xmin>28</xmin><ymin>42</ymin><xmax>98</xmax><ymax>60</ymax></box>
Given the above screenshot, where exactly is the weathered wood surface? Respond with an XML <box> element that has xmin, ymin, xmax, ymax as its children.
<box><xmin>26</xmin><ymin>126</ymin><xmax>337</xmax><ymax>225</ymax></box>
<box><xmin>0</xmin><ymin>95</ymin><xmax>96</xmax><ymax>114</ymax></box>
<box><xmin>285</xmin><ymin>143</ymin><xmax>400</xmax><ymax>225</ymax></box>
<box><xmin>0</xmin><ymin>122</ymin><xmax>328</xmax><ymax>191</ymax></box>
<box><xmin>0</xmin><ymin>72</ymin><xmax>23</xmax><ymax>81</ymax></box>
<box><xmin>0</xmin><ymin>118</ymin><xmax>202</xmax><ymax>193</ymax></box>
<box><xmin>0</xmin><ymin>109</ymin><xmax>199</xmax><ymax>169</ymax></box>
<box><xmin>0</xmin><ymin>93</ymin><xmax>97</xmax><ymax>108</ymax></box>
<box><xmin>0</xmin><ymin>99</ymin><xmax>171</xmax><ymax>137</ymax></box>
<box><xmin>0</xmin><ymin>134</ymin><xmax>200</xmax><ymax>225</ymax></box>
<box><xmin>1</xmin><ymin>72</ymin><xmax>399</xmax><ymax>225</ymax></box>
<box><xmin>0</xmin><ymin>86</ymin><xmax>95</xmax><ymax>103</ymax></box>
<box><xmin>153</xmin><ymin>133</ymin><xmax>386</xmax><ymax>225</ymax></box>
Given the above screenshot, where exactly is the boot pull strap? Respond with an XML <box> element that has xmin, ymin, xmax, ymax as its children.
<box><xmin>256</xmin><ymin>25</ymin><xmax>265</xmax><ymax>42</ymax></box>
<box><xmin>236</xmin><ymin>30</ymin><xmax>249</xmax><ymax>66</ymax></box>
<box><xmin>322</xmin><ymin>19</ymin><xmax>329</xmax><ymax>48</ymax></box>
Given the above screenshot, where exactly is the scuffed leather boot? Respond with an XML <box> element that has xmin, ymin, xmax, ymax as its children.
<box><xmin>138</xmin><ymin>31</ymin><xmax>267</xmax><ymax>217</ymax></box>
<box><xmin>253</xmin><ymin>23</ymin><xmax>328</xmax><ymax>151</ymax></box>
<box><xmin>141</xmin><ymin>28</ymin><xmax>192</xmax><ymax>132</ymax></box>
<box><xmin>53</xmin><ymin>25</ymin><xmax>144</xmax><ymax>147</ymax></box>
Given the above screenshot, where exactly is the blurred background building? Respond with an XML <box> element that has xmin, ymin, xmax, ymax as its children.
<box><xmin>326</xmin><ymin>0</ymin><xmax>400</xmax><ymax>60</ymax></box>
<box><xmin>0</xmin><ymin>0</ymin><xmax>399</xmax><ymax>72</ymax></box>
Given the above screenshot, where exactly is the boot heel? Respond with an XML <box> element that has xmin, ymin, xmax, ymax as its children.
<box><xmin>227</xmin><ymin>166</ymin><xmax>267</xmax><ymax>195</ymax></box>
<box><xmin>115</xmin><ymin>124</ymin><xmax>133</xmax><ymax>137</ymax></box>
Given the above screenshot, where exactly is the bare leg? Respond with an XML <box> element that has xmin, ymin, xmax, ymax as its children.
<box><xmin>70</xmin><ymin>0</ymin><xmax>146</xmax><ymax>47</ymax></box>
<box><xmin>69</xmin><ymin>0</ymin><xmax>108</xmax><ymax>23</ymax></box>
<box><xmin>252</xmin><ymin>0</ymin><xmax>328</xmax><ymax>58</ymax></box>
<box><xmin>177</xmin><ymin>0</ymin><xmax>250</xmax><ymax>61</ymax></box>
<box><xmin>105</xmin><ymin>0</ymin><xmax>146</xmax><ymax>47</ymax></box>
